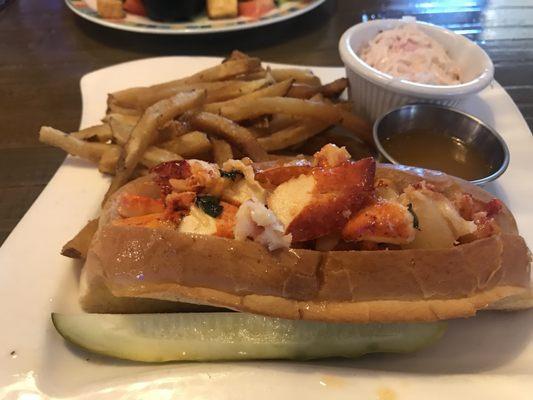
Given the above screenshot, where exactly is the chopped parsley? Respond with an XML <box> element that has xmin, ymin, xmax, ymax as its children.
<box><xmin>220</xmin><ymin>169</ymin><xmax>244</xmax><ymax>181</ymax></box>
<box><xmin>196</xmin><ymin>195</ymin><xmax>223</xmax><ymax>218</ymax></box>
<box><xmin>407</xmin><ymin>203</ymin><xmax>420</xmax><ymax>230</ymax></box>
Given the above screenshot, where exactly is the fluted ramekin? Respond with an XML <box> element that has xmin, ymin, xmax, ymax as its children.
<box><xmin>339</xmin><ymin>19</ymin><xmax>494</xmax><ymax>121</ymax></box>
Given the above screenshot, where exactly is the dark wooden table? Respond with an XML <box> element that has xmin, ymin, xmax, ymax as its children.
<box><xmin>1</xmin><ymin>0</ymin><xmax>532</xmax><ymax>245</ymax></box>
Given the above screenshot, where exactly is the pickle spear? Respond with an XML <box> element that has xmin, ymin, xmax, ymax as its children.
<box><xmin>52</xmin><ymin>312</ymin><xmax>446</xmax><ymax>362</ymax></box>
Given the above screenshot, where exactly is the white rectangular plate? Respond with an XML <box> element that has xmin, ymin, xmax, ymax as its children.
<box><xmin>1</xmin><ymin>57</ymin><xmax>532</xmax><ymax>399</ymax></box>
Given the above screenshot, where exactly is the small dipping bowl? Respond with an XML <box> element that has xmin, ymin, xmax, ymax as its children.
<box><xmin>373</xmin><ymin>104</ymin><xmax>510</xmax><ymax>185</ymax></box>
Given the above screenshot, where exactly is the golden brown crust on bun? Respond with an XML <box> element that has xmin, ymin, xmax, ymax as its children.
<box><xmin>80</xmin><ymin>164</ymin><xmax>531</xmax><ymax>321</ymax></box>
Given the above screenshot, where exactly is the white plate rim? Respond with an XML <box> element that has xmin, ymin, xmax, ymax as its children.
<box><xmin>64</xmin><ymin>0</ymin><xmax>326</xmax><ymax>35</ymax></box>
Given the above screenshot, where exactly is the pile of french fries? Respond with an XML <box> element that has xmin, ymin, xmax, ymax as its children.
<box><xmin>39</xmin><ymin>51</ymin><xmax>374</xmax><ymax>256</ymax></box>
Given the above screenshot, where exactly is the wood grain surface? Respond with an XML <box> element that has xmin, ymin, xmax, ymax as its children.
<box><xmin>0</xmin><ymin>0</ymin><xmax>532</xmax><ymax>245</ymax></box>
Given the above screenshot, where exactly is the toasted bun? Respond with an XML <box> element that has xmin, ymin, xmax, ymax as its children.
<box><xmin>80</xmin><ymin>164</ymin><xmax>531</xmax><ymax>322</ymax></box>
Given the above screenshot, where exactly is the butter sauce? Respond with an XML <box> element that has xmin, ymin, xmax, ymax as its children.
<box><xmin>382</xmin><ymin>131</ymin><xmax>493</xmax><ymax>181</ymax></box>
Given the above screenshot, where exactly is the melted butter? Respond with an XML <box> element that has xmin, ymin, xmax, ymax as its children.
<box><xmin>382</xmin><ymin>131</ymin><xmax>493</xmax><ymax>181</ymax></box>
<box><xmin>318</xmin><ymin>375</ymin><xmax>346</xmax><ymax>388</ymax></box>
<box><xmin>377</xmin><ymin>387</ymin><xmax>397</xmax><ymax>400</ymax></box>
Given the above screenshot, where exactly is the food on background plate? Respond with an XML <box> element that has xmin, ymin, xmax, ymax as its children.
<box><xmin>123</xmin><ymin>0</ymin><xmax>146</xmax><ymax>16</ymax></box>
<box><xmin>98</xmin><ymin>0</ymin><xmax>293</xmax><ymax>22</ymax></box>
<box><xmin>238</xmin><ymin>0</ymin><xmax>275</xmax><ymax>19</ymax></box>
<box><xmin>208</xmin><ymin>0</ymin><xmax>238</xmax><ymax>19</ymax></box>
<box><xmin>97</xmin><ymin>0</ymin><xmax>125</xmax><ymax>19</ymax></box>
<box><xmin>359</xmin><ymin>23</ymin><xmax>461</xmax><ymax>85</ymax></box>
<box><xmin>141</xmin><ymin>0</ymin><xmax>205</xmax><ymax>21</ymax></box>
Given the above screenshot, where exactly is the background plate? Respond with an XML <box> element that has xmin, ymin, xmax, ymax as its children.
<box><xmin>0</xmin><ymin>57</ymin><xmax>532</xmax><ymax>399</ymax></box>
<box><xmin>65</xmin><ymin>0</ymin><xmax>326</xmax><ymax>34</ymax></box>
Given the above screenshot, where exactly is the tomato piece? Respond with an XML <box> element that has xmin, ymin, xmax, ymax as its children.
<box><xmin>238</xmin><ymin>0</ymin><xmax>275</xmax><ymax>19</ymax></box>
<box><xmin>123</xmin><ymin>0</ymin><xmax>147</xmax><ymax>16</ymax></box>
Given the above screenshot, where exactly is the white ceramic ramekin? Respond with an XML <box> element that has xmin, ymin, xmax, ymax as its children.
<box><xmin>339</xmin><ymin>19</ymin><xmax>494</xmax><ymax>121</ymax></box>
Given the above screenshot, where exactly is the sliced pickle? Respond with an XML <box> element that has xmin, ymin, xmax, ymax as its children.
<box><xmin>52</xmin><ymin>312</ymin><xmax>446</xmax><ymax>362</ymax></box>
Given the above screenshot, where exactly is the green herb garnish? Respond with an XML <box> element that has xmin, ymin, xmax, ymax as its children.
<box><xmin>220</xmin><ymin>169</ymin><xmax>244</xmax><ymax>181</ymax></box>
<box><xmin>407</xmin><ymin>203</ymin><xmax>420</xmax><ymax>230</ymax></box>
<box><xmin>196</xmin><ymin>195</ymin><xmax>223</xmax><ymax>218</ymax></box>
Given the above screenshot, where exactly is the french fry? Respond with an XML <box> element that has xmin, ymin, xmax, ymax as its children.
<box><xmin>217</xmin><ymin>97</ymin><xmax>373</xmax><ymax>146</ymax></box>
<box><xmin>203</xmin><ymin>79</ymin><xmax>293</xmax><ymax>114</ymax></box>
<box><xmin>160</xmin><ymin>131</ymin><xmax>212</xmax><ymax>158</ymax></box>
<box><xmin>70</xmin><ymin>124</ymin><xmax>113</xmax><ymax>142</ymax></box>
<box><xmin>258</xmin><ymin>120</ymin><xmax>331</xmax><ymax>152</ymax></box>
<box><xmin>205</xmin><ymin>78</ymin><xmax>270</xmax><ymax>103</ymax></box>
<box><xmin>104</xmin><ymin>90</ymin><xmax>207</xmax><ymax>201</ymax></box>
<box><xmin>109</xmin><ymin>58</ymin><xmax>261</xmax><ymax>108</ymax></box>
<box><xmin>106</xmin><ymin>113</ymin><xmax>140</xmax><ymax>126</ymax></box>
<box><xmin>267</xmin><ymin>114</ymin><xmax>300</xmax><ymax>132</ymax></box>
<box><xmin>61</xmin><ymin>219</ymin><xmax>100</xmax><ymax>259</ymax></box>
<box><xmin>108</xmin><ymin>113</ymin><xmax>139</xmax><ymax>145</ymax></box>
<box><xmin>266</xmin><ymin>94</ymin><xmax>323</xmax><ymax>134</ymax></box>
<box><xmin>99</xmin><ymin>145</ymin><xmax>183</xmax><ymax>174</ymax></box>
<box><xmin>130</xmin><ymin>81</ymin><xmax>234</xmax><ymax>110</ymax></box>
<box><xmin>270</xmin><ymin>68</ymin><xmax>321</xmax><ymax>86</ymax></box>
<box><xmin>247</xmin><ymin>116</ymin><xmax>270</xmax><ymax>130</ymax></box>
<box><xmin>174</xmin><ymin>57</ymin><xmax>261</xmax><ymax>84</ymax></box>
<box><xmin>107</xmin><ymin>103</ymin><xmax>142</xmax><ymax>116</ymax></box>
<box><xmin>39</xmin><ymin>126</ymin><xmax>118</xmax><ymax>163</ymax></box>
<box><xmin>287</xmin><ymin>84</ymin><xmax>321</xmax><ymax>99</ymax></box>
<box><xmin>335</xmin><ymin>101</ymin><xmax>352</xmax><ymax>112</ymax></box>
<box><xmin>187</xmin><ymin>112</ymin><xmax>268</xmax><ymax>162</ymax></box>
<box><xmin>210</xmin><ymin>138</ymin><xmax>234</xmax><ymax>166</ymax></box>
<box><xmin>113</xmin><ymin>79</ymin><xmax>269</xmax><ymax>111</ymax></box>
<box><xmin>320</xmin><ymin>78</ymin><xmax>348</xmax><ymax>98</ymax></box>
<box><xmin>225</xmin><ymin>50</ymin><xmax>252</xmax><ymax>61</ymax></box>
<box><xmin>98</xmin><ymin>146</ymin><xmax>121</xmax><ymax>174</ymax></box>
<box><xmin>248</xmin><ymin>127</ymin><xmax>271</xmax><ymax>138</ymax></box>
<box><xmin>159</xmin><ymin>120</ymin><xmax>192</xmax><ymax>141</ymax></box>
<box><xmin>140</xmin><ymin>146</ymin><xmax>183</xmax><ymax>168</ymax></box>
<box><xmin>236</xmin><ymin>70</ymin><xmax>269</xmax><ymax>81</ymax></box>
<box><xmin>286</xmin><ymin>78</ymin><xmax>348</xmax><ymax>99</ymax></box>
<box><xmin>132</xmin><ymin>167</ymin><xmax>150</xmax><ymax>178</ymax></box>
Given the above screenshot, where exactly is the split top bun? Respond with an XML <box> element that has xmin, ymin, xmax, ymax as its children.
<box><xmin>81</xmin><ymin>144</ymin><xmax>531</xmax><ymax>322</ymax></box>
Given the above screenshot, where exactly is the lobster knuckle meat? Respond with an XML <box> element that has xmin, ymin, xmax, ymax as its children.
<box><xmin>268</xmin><ymin>157</ymin><xmax>375</xmax><ymax>242</ymax></box>
<box><xmin>118</xmin><ymin>193</ymin><xmax>165</xmax><ymax>218</ymax></box>
<box><xmin>342</xmin><ymin>200</ymin><xmax>416</xmax><ymax>245</ymax></box>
